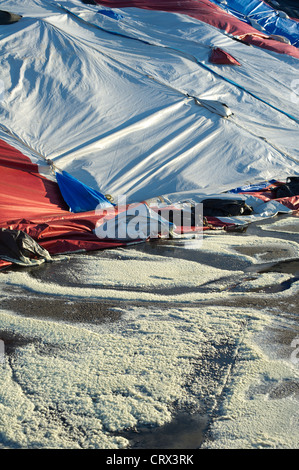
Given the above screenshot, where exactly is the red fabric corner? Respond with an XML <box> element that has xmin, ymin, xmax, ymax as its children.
<box><xmin>209</xmin><ymin>48</ymin><xmax>241</xmax><ymax>65</ymax></box>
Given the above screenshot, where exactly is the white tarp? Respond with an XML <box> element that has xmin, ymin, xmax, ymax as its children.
<box><xmin>0</xmin><ymin>0</ymin><xmax>298</xmax><ymax>204</ymax></box>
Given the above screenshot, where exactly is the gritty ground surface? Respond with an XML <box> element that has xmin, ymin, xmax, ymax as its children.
<box><xmin>0</xmin><ymin>214</ymin><xmax>298</xmax><ymax>449</ymax></box>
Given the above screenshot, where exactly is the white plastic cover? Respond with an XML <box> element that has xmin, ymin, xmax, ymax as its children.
<box><xmin>0</xmin><ymin>0</ymin><xmax>298</xmax><ymax>204</ymax></box>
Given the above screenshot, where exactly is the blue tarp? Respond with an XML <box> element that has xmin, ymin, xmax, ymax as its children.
<box><xmin>228</xmin><ymin>179</ymin><xmax>277</xmax><ymax>193</ymax></box>
<box><xmin>97</xmin><ymin>9</ymin><xmax>123</xmax><ymax>21</ymax></box>
<box><xmin>55</xmin><ymin>170</ymin><xmax>114</xmax><ymax>213</ymax></box>
<box><xmin>210</xmin><ymin>0</ymin><xmax>299</xmax><ymax>47</ymax></box>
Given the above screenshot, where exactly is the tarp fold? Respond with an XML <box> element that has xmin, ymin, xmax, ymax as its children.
<box><xmin>55</xmin><ymin>170</ymin><xmax>114</xmax><ymax>213</ymax></box>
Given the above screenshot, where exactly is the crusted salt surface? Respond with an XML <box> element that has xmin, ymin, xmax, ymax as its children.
<box><xmin>202</xmin><ymin>318</ymin><xmax>299</xmax><ymax>449</ymax></box>
<box><xmin>232</xmin><ymin>272</ymin><xmax>294</xmax><ymax>291</ymax></box>
<box><xmin>2</xmin><ymin>262</ymin><xmax>298</xmax><ymax>303</ymax></box>
<box><xmin>2</xmin><ymin>233</ymin><xmax>298</xmax><ymax>302</ymax></box>
<box><xmin>74</xmin><ymin>249</ymin><xmax>235</xmax><ymax>288</ymax></box>
<box><xmin>0</xmin><ymin>306</ymin><xmax>259</xmax><ymax>448</ymax></box>
<box><xmin>258</xmin><ymin>216</ymin><xmax>299</xmax><ymax>234</ymax></box>
<box><xmin>195</xmin><ymin>233</ymin><xmax>299</xmax><ymax>264</ymax></box>
<box><xmin>0</xmin><ymin>302</ymin><xmax>297</xmax><ymax>449</ymax></box>
<box><xmin>0</xmin><ymin>231</ymin><xmax>298</xmax><ymax>449</ymax></box>
<box><xmin>0</xmin><ymin>246</ymin><xmax>241</xmax><ymax>302</ymax></box>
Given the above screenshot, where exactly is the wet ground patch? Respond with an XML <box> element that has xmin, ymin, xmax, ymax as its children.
<box><xmin>0</xmin><ymin>296</ymin><xmax>122</xmax><ymax>324</ymax></box>
<box><xmin>119</xmin><ymin>412</ymin><xmax>209</xmax><ymax>449</ymax></box>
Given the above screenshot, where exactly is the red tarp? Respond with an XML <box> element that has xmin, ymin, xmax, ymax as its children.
<box><xmin>0</xmin><ymin>138</ymin><xmax>210</xmax><ymax>269</ymax></box>
<box><xmin>0</xmin><ymin>137</ymin><xmax>232</xmax><ymax>269</ymax></box>
<box><xmin>0</xmin><ymin>139</ymin><xmax>133</xmax><ymax>268</ymax></box>
<box><xmin>209</xmin><ymin>47</ymin><xmax>241</xmax><ymax>65</ymax></box>
<box><xmin>242</xmin><ymin>188</ymin><xmax>299</xmax><ymax>212</ymax></box>
<box><xmin>94</xmin><ymin>0</ymin><xmax>299</xmax><ymax>59</ymax></box>
<box><xmin>0</xmin><ymin>139</ymin><xmax>298</xmax><ymax>270</ymax></box>
<box><xmin>0</xmin><ymin>139</ymin><xmax>69</xmax><ymax>224</ymax></box>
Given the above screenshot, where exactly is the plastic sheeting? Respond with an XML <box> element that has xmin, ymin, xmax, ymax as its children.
<box><xmin>93</xmin><ymin>0</ymin><xmax>299</xmax><ymax>57</ymax></box>
<box><xmin>0</xmin><ymin>130</ymin><xmax>297</xmax><ymax>270</ymax></box>
<box><xmin>0</xmin><ymin>135</ymin><xmax>134</xmax><ymax>268</ymax></box>
<box><xmin>209</xmin><ymin>47</ymin><xmax>241</xmax><ymax>65</ymax></box>
<box><xmin>0</xmin><ymin>137</ymin><xmax>69</xmax><ymax>224</ymax></box>
<box><xmin>209</xmin><ymin>0</ymin><xmax>299</xmax><ymax>47</ymax></box>
<box><xmin>0</xmin><ymin>0</ymin><xmax>298</xmax><ymax>203</ymax></box>
<box><xmin>0</xmin><ymin>228</ymin><xmax>52</xmax><ymax>266</ymax></box>
<box><xmin>55</xmin><ymin>170</ymin><xmax>113</xmax><ymax>213</ymax></box>
<box><xmin>0</xmin><ymin>0</ymin><xmax>298</xmax><ymax>269</ymax></box>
